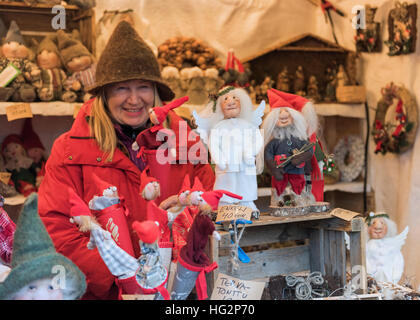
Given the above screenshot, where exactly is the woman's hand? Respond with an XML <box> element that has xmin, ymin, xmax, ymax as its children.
<box><xmin>159</xmin><ymin>195</ymin><xmax>179</xmax><ymax>210</ymax></box>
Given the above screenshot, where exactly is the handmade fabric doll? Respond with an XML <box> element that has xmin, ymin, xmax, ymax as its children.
<box><xmin>204</xmin><ymin>67</ymin><xmax>224</xmax><ymax>97</ymax></box>
<box><xmin>35</xmin><ymin>34</ymin><xmax>77</xmax><ymax>102</ymax></box>
<box><xmin>171</xmin><ymin>189</ymin><xmax>241</xmax><ymax>300</ymax></box>
<box><xmin>0</xmin><ymin>193</ymin><xmax>86</xmax><ymax>300</ymax></box>
<box><xmin>193</xmin><ymin>86</ymin><xmax>264</xmax><ymax>218</ymax></box>
<box><xmin>21</xmin><ymin>118</ymin><xmax>47</xmax><ymax>188</ymax></box>
<box><xmin>257</xmin><ymin>89</ymin><xmax>324</xmax><ymax>206</ymax></box>
<box><xmin>186</xmin><ymin>66</ymin><xmax>207</xmax><ymax>105</ymax></box>
<box><xmin>1</xmin><ymin>134</ymin><xmax>37</xmax><ymax>196</ymax></box>
<box><xmin>365</xmin><ymin>212</ymin><xmax>409</xmax><ymax>284</ymax></box>
<box><xmin>0</xmin><ymin>195</ymin><xmax>15</xmax><ymax>266</ymax></box>
<box><xmin>0</xmin><ymin>154</ymin><xmax>18</xmax><ymax>198</ymax></box>
<box><xmin>57</xmin><ymin>29</ymin><xmax>96</xmax><ymax>102</ymax></box>
<box><xmin>0</xmin><ymin>20</ymin><xmax>42</xmax><ymax>102</ymax></box>
<box><xmin>161</xmin><ymin>66</ymin><xmax>184</xmax><ymax>99</ymax></box>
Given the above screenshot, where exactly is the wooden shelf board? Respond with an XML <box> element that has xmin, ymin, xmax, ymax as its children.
<box><xmin>0</xmin><ymin>101</ymin><xmax>81</xmax><ymax>117</ymax></box>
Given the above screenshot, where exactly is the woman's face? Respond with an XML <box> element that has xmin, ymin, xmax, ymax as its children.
<box><xmin>220</xmin><ymin>92</ymin><xmax>241</xmax><ymax>119</ymax></box>
<box><xmin>105</xmin><ymin>80</ymin><xmax>155</xmax><ymax>128</ymax></box>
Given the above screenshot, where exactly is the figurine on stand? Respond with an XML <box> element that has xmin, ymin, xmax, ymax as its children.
<box><xmin>365</xmin><ymin>212</ymin><xmax>409</xmax><ymax>285</ymax></box>
<box><xmin>306</xmin><ymin>75</ymin><xmax>321</xmax><ymax>103</ymax></box>
<box><xmin>293</xmin><ymin>66</ymin><xmax>306</xmax><ymax>96</ymax></box>
<box><xmin>336</xmin><ymin>64</ymin><xmax>349</xmax><ymax>88</ymax></box>
<box><xmin>257</xmin><ymin>89</ymin><xmax>324</xmax><ymax>210</ymax></box>
<box><xmin>276</xmin><ymin>66</ymin><xmax>290</xmax><ymax>93</ymax></box>
<box><xmin>324</xmin><ymin>67</ymin><xmax>337</xmax><ymax>102</ymax></box>
<box><xmin>193</xmin><ymin>86</ymin><xmax>265</xmax><ymax>218</ymax></box>
<box><xmin>260</xmin><ymin>75</ymin><xmax>274</xmax><ymax>102</ymax></box>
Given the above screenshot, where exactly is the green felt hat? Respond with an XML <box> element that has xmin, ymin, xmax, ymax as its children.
<box><xmin>4</xmin><ymin>20</ymin><xmax>25</xmax><ymax>46</ymax></box>
<box><xmin>0</xmin><ymin>193</ymin><xmax>86</xmax><ymax>300</ymax></box>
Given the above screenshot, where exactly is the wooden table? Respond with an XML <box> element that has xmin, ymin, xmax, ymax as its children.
<box><xmin>206</xmin><ymin>210</ymin><xmax>367</xmax><ymax>297</ymax></box>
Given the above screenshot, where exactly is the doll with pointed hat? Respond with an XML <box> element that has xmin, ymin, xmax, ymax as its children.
<box><xmin>35</xmin><ymin>34</ymin><xmax>77</xmax><ymax>102</ymax></box>
<box><xmin>0</xmin><ymin>193</ymin><xmax>86</xmax><ymax>300</ymax></box>
<box><xmin>171</xmin><ymin>189</ymin><xmax>241</xmax><ymax>300</ymax></box>
<box><xmin>256</xmin><ymin>88</ymin><xmax>324</xmax><ymax>208</ymax></box>
<box><xmin>58</xmin><ymin>29</ymin><xmax>96</xmax><ymax>102</ymax></box>
<box><xmin>0</xmin><ymin>20</ymin><xmax>42</xmax><ymax>102</ymax></box>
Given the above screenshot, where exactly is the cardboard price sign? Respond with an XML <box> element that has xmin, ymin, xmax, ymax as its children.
<box><xmin>0</xmin><ymin>172</ymin><xmax>11</xmax><ymax>185</ymax></box>
<box><xmin>331</xmin><ymin>208</ymin><xmax>360</xmax><ymax>221</ymax></box>
<box><xmin>210</xmin><ymin>273</ymin><xmax>266</xmax><ymax>300</ymax></box>
<box><xmin>5</xmin><ymin>103</ymin><xmax>33</xmax><ymax>121</ymax></box>
<box><xmin>216</xmin><ymin>205</ymin><xmax>252</xmax><ymax>223</ymax></box>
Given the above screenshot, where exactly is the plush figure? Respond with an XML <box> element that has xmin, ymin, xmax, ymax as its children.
<box><xmin>193</xmin><ymin>86</ymin><xmax>264</xmax><ymax>218</ymax></box>
<box><xmin>170</xmin><ymin>189</ymin><xmax>241</xmax><ymax>300</ymax></box>
<box><xmin>0</xmin><ymin>154</ymin><xmax>18</xmax><ymax>198</ymax></box>
<box><xmin>186</xmin><ymin>66</ymin><xmax>207</xmax><ymax>105</ymax></box>
<box><xmin>35</xmin><ymin>34</ymin><xmax>77</xmax><ymax>102</ymax></box>
<box><xmin>21</xmin><ymin>118</ymin><xmax>47</xmax><ymax>188</ymax></box>
<box><xmin>257</xmin><ymin>89</ymin><xmax>323</xmax><ymax>207</ymax></box>
<box><xmin>67</xmin><ymin>0</ymin><xmax>96</xmax><ymax>9</ymax></box>
<box><xmin>0</xmin><ymin>194</ymin><xmax>16</xmax><ymax>266</ymax></box>
<box><xmin>57</xmin><ymin>29</ymin><xmax>96</xmax><ymax>102</ymax></box>
<box><xmin>204</xmin><ymin>67</ymin><xmax>224</xmax><ymax>97</ymax></box>
<box><xmin>365</xmin><ymin>212</ymin><xmax>409</xmax><ymax>285</ymax></box>
<box><xmin>1</xmin><ymin>134</ymin><xmax>37</xmax><ymax>197</ymax></box>
<box><xmin>161</xmin><ymin>66</ymin><xmax>184</xmax><ymax>99</ymax></box>
<box><xmin>0</xmin><ymin>194</ymin><xmax>86</xmax><ymax>300</ymax></box>
<box><xmin>0</xmin><ymin>20</ymin><xmax>42</xmax><ymax>102</ymax></box>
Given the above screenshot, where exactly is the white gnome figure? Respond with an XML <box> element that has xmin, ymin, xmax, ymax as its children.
<box><xmin>193</xmin><ymin>86</ymin><xmax>264</xmax><ymax>218</ymax></box>
<box><xmin>365</xmin><ymin>212</ymin><xmax>409</xmax><ymax>285</ymax></box>
<box><xmin>161</xmin><ymin>66</ymin><xmax>183</xmax><ymax>99</ymax></box>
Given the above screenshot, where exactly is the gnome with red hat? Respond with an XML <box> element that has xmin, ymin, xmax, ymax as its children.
<box><xmin>256</xmin><ymin>88</ymin><xmax>324</xmax><ymax>207</ymax></box>
<box><xmin>171</xmin><ymin>189</ymin><xmax>242</xmax><ymax>300</ymax></box>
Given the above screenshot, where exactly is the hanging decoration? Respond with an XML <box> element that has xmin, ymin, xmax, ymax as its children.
<box><xmin>355</xmin><ymin>5</ymin><xmax>381</xmax><ymax>53</ymax></box>
<box><xmin>320</xmin><ymin>0</ymin><xmax>346</xmax><ymax>45</ymax></box>
<box><xmin>323</xmin><ymin>154</ymin><xmax>340</xmax><ymax>185</ymax></box>
<box><xmin>333</xmin><ymin>135</ymin><xmax>365</xmax><ymax>182</ymax></box>
<box><xmin>372</xmin><ymin>82</ymin><xmax>418</xmax><ymax>155</ymax></box>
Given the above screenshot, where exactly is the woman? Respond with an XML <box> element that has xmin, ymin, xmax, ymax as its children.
<box><xmin>37</xmin><ymin>21</ymin><xmax>214</xmax><ymax>299</ymax></box>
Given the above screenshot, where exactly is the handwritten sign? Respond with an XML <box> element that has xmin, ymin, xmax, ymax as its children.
<box><xmin>331</xmin><ymin>208</ymin><xmax>360</xmax><ymax>221</ymax></box>
<box><xmin>73</xmin><ymin>104</ymin><xmax>82</xmax><ymax>119</ymax></box>
<box><xmin>0</xmin><ymin>63</ymin><xmax>21</xmax><ymax>87</ymax></box>
<box><xmin>0</xmin><ymin>172</ymin><xmax>11</xmax><ymax>185</ymax></box>
<box><xmin>5</xmin><ymin>103</ymin><xmax>32</xmax><ymax>121</ymax></box>
<box><xmin>216</xmin><ymin>205</ymin><xmax>252</xmax><ymax>223</ymax></box>
<box><xmin>211</xmin><ymin>273</ymin><xmax>266</xmax><ymax>300</ymax></box>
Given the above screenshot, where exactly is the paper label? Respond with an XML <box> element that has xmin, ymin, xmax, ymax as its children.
<box><xmin>216</xmin><ymin>205</ymin><xmax>253</xmax><ymax>223</ymax></box>
<box><xmin>0</xmin><ymin>172</ymin><xmax>11</xmax><ymax>185</ymax></box>
<box><xmin>331</xmin><ymin>208</ymin><xmax>360</xmax><ymax>221</ymax></box>
<box><xmin>73</xmin><ymin>104</ymin><xmax>82</xmax><ymax>119</ymax></box>
<box><xmin>210</xmin><ymin>273</ymin><xmax>266</xmax><ymax>300</ymax></box>
<box><xmin>5</xmin><ymin>103</ymin><xmax>33</xmax><ymax>121</ymax></box>
<box><xmin>0</xmin><ymin>63</ymin><xmax>21</xmax><ymax>87</ymax></box>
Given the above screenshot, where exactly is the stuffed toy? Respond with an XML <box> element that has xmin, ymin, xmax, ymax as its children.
<box><xmin>161</xmin><ymin>66</ymin><xmax>184</xmax><ymax>99</ymax></box>
<box><xmin>365</xmin><ymin>212</ymin><xmax>409</xmax><ymax>285</ymax></box>
<box><xmin>35</xmin><ymin>34</ymin><xmax>77</xmax><ymax>102</ymax></box>
<box><xmin>193</xmin><ymin>86</ymin><xmax>265</xmax><ymax>218</ymax></box>
<box><xmin>0</xmin><ymin>154</ymin><xmax>18</xmax><ymax>198</ymax></box>
<box><xmin>257</xmin><ymin>89</ymin><xmax>324</xmax><ymax>207</ymax></box>
<box><xmin>186</xmin><ymin>66</ymin><xmax>207</xmax><ymax>105</ymax></box>
<box><xmin>170</xmin><ymin>189</ymin><xmax>241</xmax><ymax>300</ymax></box>
<box><xmin>67</xmin><ymin>0</ymin><xmax>96</xmax><ymax>9</ymax></box>
<box><xmin>1</xmin><ymin>134</ymin><xmax>37</xmax><ymax>197</ymax></box>
<box><xmin>57</xmin><ymin>29</ymin><xmax>96</xmax><ymax>102</ymax></box>
<box><xmin>0</xmin><ymin>20</ymin><xmax>42</xmax><ymax>102</ymax></box>
<box><xmin>0</xmin><ymin>193</ymin><xmax>86</xmax><ymax>300</ymax></box>
<box><xmin>0</xmin><ymin>194</ymin><xmax>15</xmax><ymax>266</ymax></box>
<box><xmin>204</xmin><ymin>67</ymin><xmax>224</xmax><ymax>97</ymax></box>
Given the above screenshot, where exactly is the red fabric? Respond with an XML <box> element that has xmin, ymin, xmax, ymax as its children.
<box><xmin>132</xmin><ymin>220</ymin><xmax>160</xmax><ymax>244</ymax></box>
<box><xmin>139</xmin><ymin>168</ymin><xmax>159</xmax><ymax>195</ymax></box>
<box><xmin>172</xmin><ymin>206</ymin><xmax>196</xmax><ymax>262</ymax></box>
<box><xmin>271</xmin><ymin>174</ymin><xmax>305</xmax><ymax>196</ymax></box>
<box><xmin>146</xmin><ymin>201</ymin><xmax>170</xmax><ymax>244</ymax></box>
<box><xmin>21</xmin><ymin>118</ymin><xmax>45</xmax><ymax>151</ymax></box>
<box><xmin>116</xmin><ymin>270</ymin><xmax>170</xmax><ymax>300</ymax></box>
<box><xmin>1</xmin><ymin>134</ymin><xmax>23</xmax><ymax>153</ymax></box>
<box><xmin>178</xmin><ymin>174</ymin><xmax>192</xmax><ymax>196</ymax></box>
<box><xmin>18</xmin><ymin>181</ymin><xmax>37</xmax><ymax>197</ymax></box>
<box><xmin>201</xmin><ymin>190</ymin><xmax>242</xmax><ymax>211</ymax></box>
<box><xmin>267</xmin><ymin>88</ymin><xmax>309</xmax><ymax>112</ymax></box>
<box><xmin>0</xmin><ymin>207</ymin><xmax>15</xmax><ymax>265</ymax></box>
<box><xmin>153</xmin><ymin>96</ymin><xmax>189</xmax><ymax>125</ymax></box>
<box><xmin>68</xmin><ymin>187</ymin><xmax>92</xmax><ymax>217</ymax></box>
<box><xmin>191</xmin><ymin>176</ymin><xmax>204</xmax><ymax>193</ymax></box>
<box><xmin>37</xmin><ymin>97</ymin><xmax>215</xmax><ymax>300</ymax></box>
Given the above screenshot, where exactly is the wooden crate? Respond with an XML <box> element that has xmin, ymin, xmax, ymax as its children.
<box><xmin>0</xmin><ymin>1</ymin><xmax>96</xmax><ymax>56</ymax></box>
<box><xmin>206</xmin><ymin>211</ymin><xmax>367</xmax><ymax>298</ymax></box>
<box><xmin>336</xmin><ymin>86</ymin><xmax>366</xmax><ymax>103</ymax></box>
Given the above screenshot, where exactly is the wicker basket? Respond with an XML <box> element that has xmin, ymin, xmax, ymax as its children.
<box><xmin>336</xmin><ymin>86</ymin><xmax>366</xmax><ymax>103</ymax></box>
<box><xmin>324</xmin><ymin>170</ymin><xmax>340</xmax><ymax>185</ymax></box>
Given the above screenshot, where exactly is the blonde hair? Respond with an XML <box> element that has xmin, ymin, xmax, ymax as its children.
<box><xmin>88</xmin><ymin>83</ymin><xmax>163</xmax><ymax>162</ymax></box>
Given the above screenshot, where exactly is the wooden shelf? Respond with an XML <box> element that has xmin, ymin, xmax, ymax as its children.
<box><xmin>0</xmin><ymin>101</ymin><xmax>81</xmax><ymax>117</ymax></box>
<box><xmin>313</xmin><ymin>102</ymin><xmax>366</xmax><ymax>119</ymax></box>
<box><xmin>3</xmin><ymin>194</ymin><xmax>25</xmax><ymax>206</ymax></box>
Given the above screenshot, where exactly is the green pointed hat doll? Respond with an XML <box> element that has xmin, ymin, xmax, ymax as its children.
<box><xmin>0</xmin><ymin>193</ymin><xmax>86</xmax><ymax>300</ymax></box>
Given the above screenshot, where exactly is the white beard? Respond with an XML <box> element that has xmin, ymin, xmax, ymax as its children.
<box><xmin>5</xmin><ymin>155</ymin><xmax>33</xmax><ymax>171</ymax></box>
<box><xmin>272</xmin><ymin>124</ymin><xmax>304</xmax><ymax>141</ymax></box>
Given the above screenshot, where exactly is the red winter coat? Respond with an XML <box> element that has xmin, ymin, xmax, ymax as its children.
<box><xmin>37</xmin><ymin>98</ymin><xmax>215</xmax><ymax>300</ymax></box>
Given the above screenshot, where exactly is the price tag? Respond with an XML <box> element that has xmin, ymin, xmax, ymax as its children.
<box><xmin>0</xmin><ymin>63</ymin><xmax>21</xmax><ymax>87</ymax></box>
<box><xmin>0</xmin><ymin>172</ymin><xmax>11</xmax><ymax>185</ymax></box>
<box><xmin>5</xmin><ymin>103</ymin><xmax>33</xmax><ymax>121</ymax></box>
<box><xmin>331</xmin><ymin>208</ymin><xmax>360</xmax><ymax>221</ymax></box>
<box><xmin>216</xmin><ymin>204</ymin><xmax>252</xmax><ymax>223</ymax></box>
<box><xmin>73</xmin><ymin>104</ymin><xmax>82</xmax><ymax>119</ymax></box>
<box><xmin>210</xmin><ymin>273</ymin><xmax>266</xmax><ymax>300</ymax></box>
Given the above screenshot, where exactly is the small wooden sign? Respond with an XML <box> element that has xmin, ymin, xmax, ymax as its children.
<box><xmin>5</xmin><ymin>103</ymin><xmax>32</xmax><ymax>121</ymax></box>
<box><xmin>331</xmin><ymin>208</ymin><xmax>360</xmax><ymax>221</ymax></box>
<box><xmin>73</xmin><ymin>104</ymin><xmax>82</xmax><ymax>119</ymax></box>
<box><xmin>0</xmin><ymin>172</ymin><xmax>11</xmax><ymax>185</ymax></box>
<box><xmin>210</xmin><ymin>273</ymin><xmax>266</xmax><ymax>300</ymax></box>
<box><xmin>216</xmin><ymin>205</ymin><xmax>253</xmax><ymax>223</ymax></box>
<box><xmin>336</xmin><ymin>86</ymin><xmax>366</xmax><ymax>103</ymax></box>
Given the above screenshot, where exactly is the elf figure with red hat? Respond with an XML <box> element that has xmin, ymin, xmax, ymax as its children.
<box><xmin>171</xmin><ymin>189</ymin><xmax>242</xmax><ymax>300</ymax></box>
<box><xmin>256</xmin><ymin>88</ymin><xmax>325</xmax><ymax>208</ymax></box>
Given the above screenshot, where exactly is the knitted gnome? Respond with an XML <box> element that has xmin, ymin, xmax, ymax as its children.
<box><xmin>186</xmin><ymin>66</ymin><xmax>207</xmax><ymax>105</ymax></box>
<box><xmin>161</xmin><ymin>66</ymin><xmax>184</xmax><ymax>99</ymax></box>
<box><xmin>58</xmin><ymin>29</ymin><xmax>96</xmax><ymax>102</ymax></box>
<box><xmin>35</xmin><ymin>34</ymin><xmax>77</xmax><ymax>102</ymax></box>
<box><xmin>171</xmin><ymin>189</ymin><xmax>241</xmax><ymax>300</ymax></box>
<box><xmin>1</xmin><ymin>134</ymin><xmax>37</xmax><ymax>196</ymax></box>
<box><xmin>0</xmin><ymin>20</ymin><xmax>42</xmax><ymax>102</ymax></box>
<box><xmin>365</xmin><ymin>212</ymin><xmax>409</xmax><ymax>285</ymax></box>
<box><xmin>0</xmin><ymin>193</ymin><xmax>86</xmax><ymax>300</ymax></box>
<box><xmin>204</xmin><ymin>67</ymin><xmax>224</xmax><ymax>98</ymax></box>
<box><xmin>0</xmin><ymin>194</ymin><xmax>16</xmax><ymax>266</ymax></box>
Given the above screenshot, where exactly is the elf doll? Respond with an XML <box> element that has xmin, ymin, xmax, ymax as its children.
<box><xmin>0</xmin><ymin>20</ymin><xmax>42</xmax><ymax>102</ymax></box>
<box><xmin>0</xmin><ymin>154</ymin><xmax>18</xmax><ymax>198</ymax></box>
<box><xmin>171</xmin><ymin>189</ymin><xmax>242</xmax><ymax>300</ymax></box>
<box><xmin>57</xmin><ymin>29</ymin><xmax>96</xmax><ymax>102</ymax></box>
<box><xmin>0</xmin><ymin>193</ymin><xmax>86</xmax><ymax>300</ymax></box>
